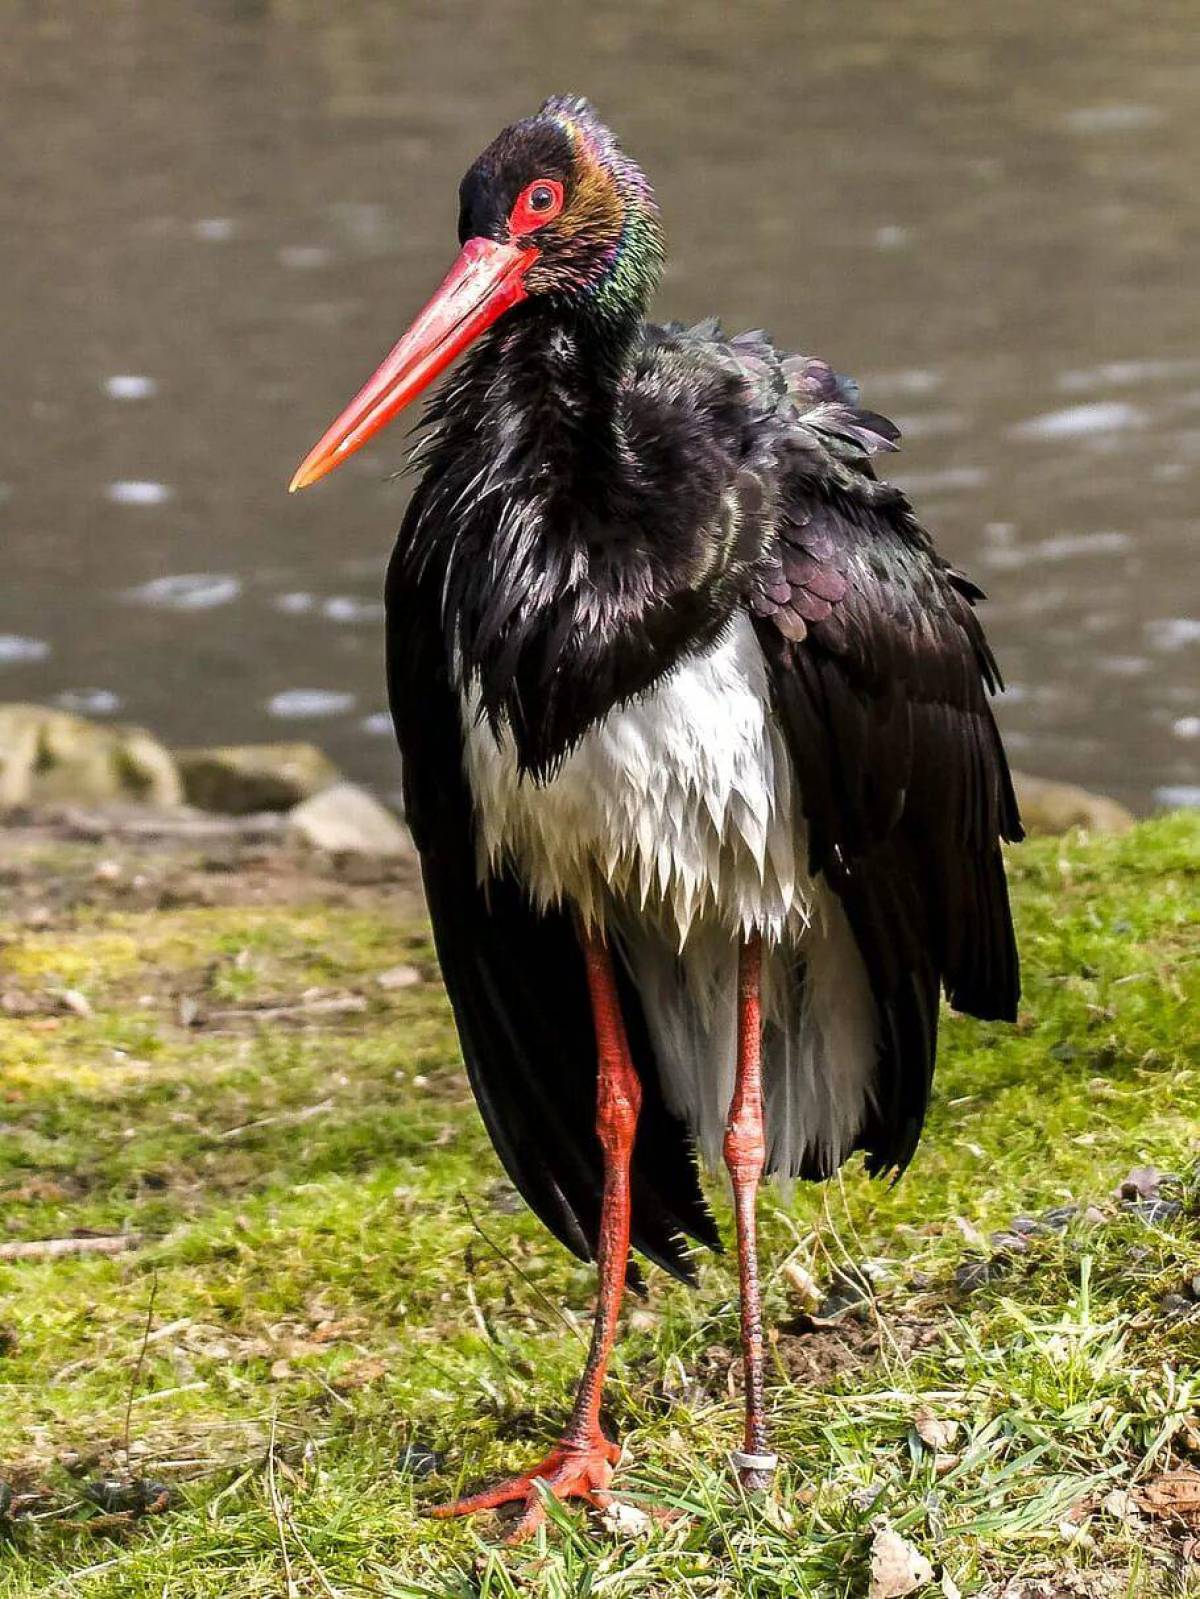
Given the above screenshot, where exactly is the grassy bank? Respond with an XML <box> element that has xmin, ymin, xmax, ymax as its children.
<box><xmin>0</xmin><ymin>815</ymin><xmax>1197</xmax><ymax>1596</ymax></box>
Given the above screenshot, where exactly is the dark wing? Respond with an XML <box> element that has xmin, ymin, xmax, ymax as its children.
<box><xmin>749</xmin><ymin>375</ymin><xmax>1022</xmax><ymax>1176</ymax></box>
<box><xmin>386</xmin><ymin>487</ymin><xmax>720</xmax><ymax>1281</ymax></box>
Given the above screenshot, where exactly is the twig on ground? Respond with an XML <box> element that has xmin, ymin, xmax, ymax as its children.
<box><xmin>0</xmin><ymin>1234</ymin><xmax>143</xmax><ymax>1261</ymax></box>
<box><xmin>267</xmin><ymin>1410</ymin><xmax>299</xmax><ymax>1599</ymax></box>
<box><xmin>122</xmin><ymin>1270</ymin><xmax>159</xmax><ymax>1464</ymax></box>
<box><xmin>285</xmin><ymin>1503</ymin><xmax>345</xmax><ymax>1599</ymax></box>
<box><xmin>460</xmin><ymin>1193</ymin><xmax>587</xmax><ymax>1347</ymax></box>
<box><xmin>215</xmin><ymin>1099</ymin><xmax>336</xmax><ymax>1140</ymax></box>
<box><xmin>206</xmin><ymin>996</ymin><xmax>367</xmax><ymax>1026</ymax></box>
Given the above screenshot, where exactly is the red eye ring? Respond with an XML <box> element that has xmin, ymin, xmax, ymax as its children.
<box><xmin>510</xmin><ymin>178</ymin><xmax>564</xmax><ymax>236</ymax></box>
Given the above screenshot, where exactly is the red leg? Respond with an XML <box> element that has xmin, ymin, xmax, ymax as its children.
<box><xmin>724</xmin><ymin>932</ymin><xmax>777</xmax><ymax>1490</ymax></box>
<box><xmin>431</xmin><ymin>925</ymin><xmax>641</xmax><ymax>1541</ymax></box>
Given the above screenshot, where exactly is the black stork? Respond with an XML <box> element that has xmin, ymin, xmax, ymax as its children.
<box><xmin>290</xmin><ymin>95</ymin><xmax>1021</xmax><ymax>1538</ymax></box>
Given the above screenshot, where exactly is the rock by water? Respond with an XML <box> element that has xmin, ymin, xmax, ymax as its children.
<box><xmin>176</xmin><ymin>742</ymin><xmax>340</xmax><ymax>815</ymax></box>
<box><xmin>1013</xmin><ymin>771</ymin><xmax>1135</xmax><ymax>836</ymax></box>
<box><xmin>0</xmin><ymin>705</ymin><xmax>181</xmax><ymax>809</ymax></box>
<box><xmin>288</xmin><ymin>782</ymin><xmax>412</xmax><ymax>858</ymax></box>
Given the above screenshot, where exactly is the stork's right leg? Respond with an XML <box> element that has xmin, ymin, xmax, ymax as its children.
<box><xmin>723</xmin><ymin>932</ymin><xmax>777</xmax><ymax>1491</ymax></box>
<box><xmin>431</xmin><ymin>925</ymin><xmax>640</xmax><ymax>1541</ymax></box>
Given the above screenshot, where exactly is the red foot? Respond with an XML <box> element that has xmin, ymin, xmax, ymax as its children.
<box><xmin>430</xmin><ymin>1431</ymin><xmax>621</xmax><ymax>1542</ymax></box>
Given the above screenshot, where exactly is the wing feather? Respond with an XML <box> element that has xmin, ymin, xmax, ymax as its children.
<box><xmin>386</xmin><ymin>490</ymin><xmax>720</xmax><ymax>1279</ymax></box>
<box><xmin>751</xmin><ymin>454</ymin><xmax>1021</xmax><ymax>1175</ymax></box>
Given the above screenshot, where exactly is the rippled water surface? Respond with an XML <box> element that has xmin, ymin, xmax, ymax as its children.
<box><xmin>5</xmin><ymin>2</ymin><xmax>1198</xmax><ymax>810</ymax></box>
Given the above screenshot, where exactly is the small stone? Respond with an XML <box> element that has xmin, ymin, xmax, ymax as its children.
<box><xmin>1101</xmin><ymin>1488</ymin><xmax>1138</xmax><ymax>1521</ymax></box>
<box><xmin>812</xmin><ymin>1267</ymin><xmax>873</xmax><ymax>1324</ymax></box>
<box><xmin>484</xmin><ymin>1180</ymin><xmax>522</xmax><ymax>1215</ymax></box>
<box><xmin>868</xmin><ymin>1526</ymin><xmax>933</xmax><ymax>1598</ymax></box>
<box><xmin>376</xmin><ymin>964</ymin><xmax>422</xmax><ymax>990</ymax></box>
<box><xmin>598</xmin><ymin>1499</ymin><xmax>651</xmax><ymax>1538</ymax></box>
<box><xmin>395</xmin><ymin>1442</ymin><xmax>442</xmax><ymax>1479</ymax></box>
<box><xmin>287</xmin><ymin>782</ymin><xmax>413</xmax><ymax>858</ymax></box>
<box><xmin>57</xmin><ymin>989</ymin><xmax>93</xmax><ymax>1019</ymax></box>
<box><xmin>1011</xmin><ymin>771</ymin><xmax>1134</xmax><ymax>836</ymax></box>
<box><xmin>1159</xmin><ymin>1293</ymin><xmax>1193</xmax><ymax>1318</ymax></box>
<box><xmin>94</xmin><ymin>859</ymin><xmax>123</xmax><ymax>883</ymax></box>
<box><xmin>954</xmin><ymin>1257</ymin><xmax>994</xmax><ymax>1294</ymax></box>
<box><xmin>176</xmin><ymin>742</ymin><xmax>341</xmax><ymax>815</ymax></box>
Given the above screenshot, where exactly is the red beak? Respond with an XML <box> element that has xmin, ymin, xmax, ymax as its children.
<box><xmin>289</xmin><ymin>237</ymin><xmax>533</xmax><ymax>493</ymax></box>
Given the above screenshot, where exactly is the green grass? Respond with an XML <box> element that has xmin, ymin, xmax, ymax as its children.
<box><xmin>0</xmin><ymin>816</ymin><xmax>1197</xmax><ymax>1596</ymax></box>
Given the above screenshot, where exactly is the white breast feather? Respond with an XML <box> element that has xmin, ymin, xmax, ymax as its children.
<box><xmin>458</xmin><ymin>611</ymin><xmax>878</xmax><ymax>1178</ymax></box>
<box><xmin>460</xmin><ymin>613</ymin><xmax>808</xmax><ymax>944</ymax></box>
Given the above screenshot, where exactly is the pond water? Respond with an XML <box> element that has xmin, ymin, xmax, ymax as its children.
<box><xmin>4</xmin><ymin>1</ymin><xmax>1198</xmax><ymax>812</ymax></box>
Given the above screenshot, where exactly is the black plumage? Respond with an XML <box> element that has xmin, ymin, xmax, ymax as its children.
<box><xmin>291</xmin><ymin>95</ymin><xmax>1023</xmax><ymax>1523</ymax></box>
<box><xmin>299</xmin><ymin>91</ymin><xmax>1021</xmax><ymax>1278</ymax></box>
<box><xmin>387</xmin><ymin>303</ymin><xmax>1020</xmax><ymax>1263</ymax></box>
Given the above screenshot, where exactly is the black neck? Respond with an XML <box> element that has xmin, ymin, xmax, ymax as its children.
<box><xmin>401</xmin><ymin>302</ymin><xmax>746</xmax><ymax>774</ymax></box>
<box><xmin>456</xmin><ymin>301</ymin><xmax>640</xmax><ymax>505</ymax></box>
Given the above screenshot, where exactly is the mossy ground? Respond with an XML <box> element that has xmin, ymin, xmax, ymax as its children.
<box><xmin>0</xmin><ymin>816</ymin><xmax>1196</xmax><ymax>1596</ymax></box>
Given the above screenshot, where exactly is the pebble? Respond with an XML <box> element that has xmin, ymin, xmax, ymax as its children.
<box><xmin>376</xmin><ymin>964</ymin><xmax>422</xmax><ymax>990</ymax></box>
<box><xmin>395</xmin><ymin>1442</ymin><xmax>442</xmax><ymax>1479</ymax></box>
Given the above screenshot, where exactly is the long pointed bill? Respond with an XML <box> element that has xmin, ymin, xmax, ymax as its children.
<box><xmin>289</xmin><ymin>237</ymin><xmax>533</xmax><ymax>492</ymax></box>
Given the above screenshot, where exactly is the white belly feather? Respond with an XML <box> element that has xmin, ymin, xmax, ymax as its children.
<box><xmin>460</xmin><ymin>614</ymin><xmax>805</xmax><ymax>942</ymax></box>
<box><xmin>458</xmin><ymin>613</ymin><xmax>878</xmax><ymax>1177</ymax></box>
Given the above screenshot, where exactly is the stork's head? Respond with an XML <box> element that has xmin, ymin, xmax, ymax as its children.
<box><xmin>290</xmin><ymin>97</ymin><xmax>661</xmax><ymax>492</ymax></box>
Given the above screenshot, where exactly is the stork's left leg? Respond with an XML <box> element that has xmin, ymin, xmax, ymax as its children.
<box><xmin>724</xmin><ymin>932</ymin><xmax>777</xmax><ymax>1491</ymax></box>
<box><xmin>431</xmin><ymin>926</ymin><xmax>640</xmax><ymax>1541</ymax></box>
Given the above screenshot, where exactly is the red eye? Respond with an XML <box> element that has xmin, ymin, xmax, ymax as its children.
<box><xmin>510</xmin><ymin>178</ymin><xmax>564</xmax><ymax>235</ymax></box>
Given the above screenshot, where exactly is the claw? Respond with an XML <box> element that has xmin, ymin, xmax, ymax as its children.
<box><xmin>430</xmin><ymin>1432</ymin><xmax>621</xmax><ymax>1543</ymax></box>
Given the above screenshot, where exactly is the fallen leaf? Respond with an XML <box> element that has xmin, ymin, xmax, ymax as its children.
<box><xmin>940</xmin><ymin>1573</ymin><xmax>962</xmax><ymax>1599</ymax></box>
<box><xmin>310</xmin><ymin>1319</ymin><xmax>360</xmax><ymax>1344</ymax></box>
<box><xmin>332</xmin><ymin>1357</ymin><xmax>387</xmax><ymax>1392</ymax></box>
<box><xmin>914</xmin><ymin>1406</ymin><xmax>958</xmax><ymax>1452</ymax></box>
<box><xmin>1115</xmin><ymin>1165</ymin><xmax>1168</xmax><ymax>1201</ymax></box>
<box><xmin>868</xmin><ymin>1526</ymin><xmax>933</xmax><ymax>1598</ymax></box>
<box><xmin>1058</xmin><ymin>1512</ymin><xmax>1094</xmax><ymax>1547</ymax></box>
<box><xmin>1101</xmin><ymin>1487</ymin><xmax>1138</xmax><ymax>1521</ymax></box>
<box><xmin>1136</xmin><ymin>1468</ymin><xmax>1200</xmax><ymax>1525</ymax></box>
<box><xmin>951</xmin><ymin>1216</ymin><xmax>986</xmax><ymax>1249</ymax></box>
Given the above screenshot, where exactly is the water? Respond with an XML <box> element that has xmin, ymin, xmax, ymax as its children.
<box><xmin>4</xmin><ymin>1</ymin><xmax>1198</xmax><ymax>813</ymax></box>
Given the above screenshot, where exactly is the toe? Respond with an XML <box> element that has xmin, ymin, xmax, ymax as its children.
<box><xmin>429</xmin><ymin>1476</ymin><xmax>530</xmax><ymax>1518</ymax></box>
